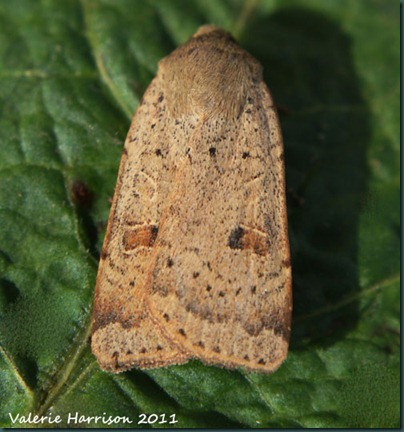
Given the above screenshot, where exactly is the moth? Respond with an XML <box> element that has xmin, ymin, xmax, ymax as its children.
<box><xmin>92</xmin><ymin>25</ymin><xmax>292</xmax><ymax>373</ymax></box>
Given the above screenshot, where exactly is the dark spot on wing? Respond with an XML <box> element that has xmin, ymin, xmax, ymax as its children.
<box><xmin>228</xmin><ymin>226</ymin><xmax>269</xmax><ymax>256</ymax></box>
<box><xmin>228</xmin><ymin>226</ymin><xmax>244</xmax><ymax>249</ymax></box>
<box><xmin>123</xmin><ymin>225</ymin><xmax>158</xmax><ymax>250</ymax></box>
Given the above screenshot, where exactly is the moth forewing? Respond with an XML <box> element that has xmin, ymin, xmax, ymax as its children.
<box><xmin>92</xmin><ymin>25</ymin><xmax>291</xmax><ymax>373</ymax></box>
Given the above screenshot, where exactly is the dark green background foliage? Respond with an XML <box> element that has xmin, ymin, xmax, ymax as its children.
<box><xmin>0</xmin><ymin>0</ymin><xmax>399</xmax><ymax>428</ymax></box>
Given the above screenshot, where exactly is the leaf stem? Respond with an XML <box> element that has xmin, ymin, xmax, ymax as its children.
<box><xmin>35</xmin><ymin>313</ymin><xmax>93</xmax><ymax>416</ymax></box>
<box><xmin>0</xmin><ymin>344</ymin><xmax>33</xmax><ymax>400</ymax></box>
<box><xmin>295</xmin><ymin>273</ymin><xmax>399</xmax><ymax>322</ymax></box>
<box><xmin>233</xmin><ymin>0</ymin><xmax>259</xmax><ymax>39</ymax></box>
<box><xmin>81</xmin><ymin>0</ymin><xmax>133</xmax><ymax>120</ymax></box>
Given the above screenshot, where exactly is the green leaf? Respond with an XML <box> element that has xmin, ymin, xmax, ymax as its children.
<box><xmin>0</xmin><ymin>0</ymin><xmax>399</xmax><ymax>428</ymax></box>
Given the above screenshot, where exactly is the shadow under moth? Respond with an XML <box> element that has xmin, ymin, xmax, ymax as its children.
<box><xmin>92</xmin><ymin>25</ymin><xmax>292</xmax><ymax>373</ymax></box>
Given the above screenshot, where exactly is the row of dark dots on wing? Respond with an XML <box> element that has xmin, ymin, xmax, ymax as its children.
<box><xmin>165</xmin><ymin>258</ymin><xmax>258</xmax><ymax>296</ymax></box>
<box><xmin>159</xmin><ymin>258</ymin><xmax>268</xmax><ymax>366</ymax></box>
<box><xmin>122</xmin><ymin>344</ymin><xmax>164</xmax><ymax>356</ymax></box>
<box><xmin>153</xmin><ymin>144</ymin><xmax>252</xmax><ymax>159</ymax></box>
<box><xmin>160</xmin><ymin>299</ymin><xmax>267</xmax><ymax>366</ymax></box>
<box><xmin>153</xmin><ymin>148</ymin><xmax>250</xmax><ymax>159</ymax></box>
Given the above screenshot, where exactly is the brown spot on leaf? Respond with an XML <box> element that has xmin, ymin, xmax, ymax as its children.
<box><xmin>71</xmin><ymin>181</ymin><xmax>94</xmax><ymax>208</ymax></box>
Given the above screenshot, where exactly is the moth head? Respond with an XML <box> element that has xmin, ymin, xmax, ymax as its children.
<box><xmin>158</xmin><ymin>25</ymin><xmax>262</xmax><ymax>120</ymax></box>
<box><xmin>192</xmin><ymin>25</ymin><xmax>236</xmax><ymax>43</ymax></box>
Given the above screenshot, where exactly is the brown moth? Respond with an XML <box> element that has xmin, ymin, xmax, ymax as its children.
<box><xmin>92</xmin><ymin>25</ymin><xmax>292</xmax><ymax>373</ymax></box>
